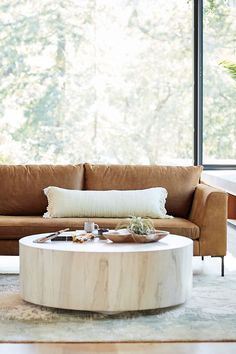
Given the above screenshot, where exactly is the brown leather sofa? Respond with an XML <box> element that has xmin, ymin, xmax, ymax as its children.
<box><xmin>0</xmin><ymin>163</ymin><xmax>228</xmax><ymax>275</ymax></box>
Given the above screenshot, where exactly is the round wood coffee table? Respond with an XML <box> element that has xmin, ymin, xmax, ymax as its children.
<box><xmin>20</xmin><ymin>234</ymin><xmax>193</xmax><ymax>312</ymax></box>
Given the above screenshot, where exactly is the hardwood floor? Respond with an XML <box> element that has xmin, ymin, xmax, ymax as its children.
<box><xmin>1</xmin><ymin>342</ymin><xmax>236</xmax><ymax>354</ymax></box>
<box><xmin>0</xmin><ymin>224</ymin><xmax>235</xmax><ymax>353</ymax></box>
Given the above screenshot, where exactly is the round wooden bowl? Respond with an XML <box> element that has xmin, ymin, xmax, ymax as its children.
<box><xmin>102</xmin><ymin>230</ymin><xmax>133</xmax><ymax>243</ymax></box>
<box><xmin>131</xmin><ymin>230</ymin><xmax>169</xmax><ymax>243</ymax></box>
<box><xmin>103</xmin><ymin>230</ymin><xmax>169</xmax><ymax>243</ymax></box>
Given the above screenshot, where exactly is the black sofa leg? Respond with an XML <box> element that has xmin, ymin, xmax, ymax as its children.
<box><xmin>201</xmin><ymin>256</ymin><xmax>204</xmax><ymax>261</ymax></box>
<box><xmin>221</xmin><ymin>256</ymin><xmax>225</xmax><ymax>277</ymax></box>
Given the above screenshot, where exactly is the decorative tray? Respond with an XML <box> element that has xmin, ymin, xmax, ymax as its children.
<box><xmin>102</xmin><ymin>229</ymin><xmax>169</xmax><ymax>243</ymax></box>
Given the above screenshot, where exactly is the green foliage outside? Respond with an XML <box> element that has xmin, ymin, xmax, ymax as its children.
<box><xmin>203</xmin><ymin>0</ymin><xmax>236</xmax><ymax>163</ymax></box>
<box><xmin>0</xmin><ymin>0</ymin><xmax>235</xmax><ymax>165</ymax></box>
<box><xmin>220</xmin><ymin>61</ymin><xmax>236</xmax><ymax>82</ymax></box>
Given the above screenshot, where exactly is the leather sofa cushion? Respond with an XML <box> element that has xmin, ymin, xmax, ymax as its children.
<box><xmin>0</xmin><ymin>240</ymin><xmax>19</xmax><ymax>256</ymax></box>
<box><xmin>0</xmin><ymin>164</ymin><xmax>84</xmax><ymax>216</ymax></box>
<box><xmin>85</xmin><ymin>164</ymin><xmax>203</xmax><ymax>218</ymax></box>
<box><xmin>0</xmin><ymin>216</ymin><xmax>199</xmax><ymax>240</ymax></box>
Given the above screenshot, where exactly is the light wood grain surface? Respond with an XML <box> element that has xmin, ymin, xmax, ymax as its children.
<box><xmin>1</xmin><ymin>342</ymin><xmax>236</xmax><ymax>354</ymax></box>
<box><xmin>20</xmin><ymin>234</ymin><xmax>193</xmax><ymax>312</ymax></box>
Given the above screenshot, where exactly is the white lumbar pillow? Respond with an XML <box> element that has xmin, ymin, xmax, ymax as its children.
<box><xmin>43</xmin><ymin>186</ymin><xmax>170</xmax><ymax>218</ymax></box>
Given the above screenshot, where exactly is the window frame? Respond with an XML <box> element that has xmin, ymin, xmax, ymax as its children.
<box><xmin>194</xmin><ymin>0</ymin><xmax>236</xmax><ymax>170</ymax></box>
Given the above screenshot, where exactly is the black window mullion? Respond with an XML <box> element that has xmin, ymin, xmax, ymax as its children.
<box><xmin>193</xmin><ymin>0</ymin><xmax>203</xmax><ymax>166</ymax></box>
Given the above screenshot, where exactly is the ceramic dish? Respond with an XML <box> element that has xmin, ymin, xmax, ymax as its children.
<box><xmin>103</xmin><ymin>229</ymin><xmax>169</xmax><ymax>243</ymax></box>
<box><xmin>131</xmin><ymin>230</ymin><xmax>169</xmax><ymax>243</ymax></box>
<box><xmin>102</xmin><ymin>229</ymin><xmax>133</xmax><ymax>243</ymax></box>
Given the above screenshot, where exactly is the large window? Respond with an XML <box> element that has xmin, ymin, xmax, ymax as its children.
<box><xmin>0</xmin><ymin>0</ymin><xmax>193</xmax><ymax>165</ymax></box>
<box><xmin>203</xmin><ymin>0</ymin><xmax>236</xmax><ymax>166</ymax></box>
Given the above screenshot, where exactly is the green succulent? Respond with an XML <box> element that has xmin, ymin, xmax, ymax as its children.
<box><xmin>116</xmin><ymin>216</ymin><xmax>155</xmax><ymax>235</ymax></box>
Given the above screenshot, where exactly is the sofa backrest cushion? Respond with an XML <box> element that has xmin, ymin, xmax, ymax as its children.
<box><xmin>84</xmin><ymin>164</ymin><xmax>203</xmax><ymax>218</ymax></box>
<box><xmin>0</xmin><ymin>164</ymin><xmax>84</xmax><ymax>216</ymax></box>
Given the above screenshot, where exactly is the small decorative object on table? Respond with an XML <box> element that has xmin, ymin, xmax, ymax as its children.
<box><xmin>84</xmin><ymin>220</ymin><xmax>99</xmax><ymax>233</ymax></box>
<box><xmin>72</xmin><ymin>231</ymin><xmax>95</xmax><ymax>243</ymax></box>
<box><xmin>103</xmin><ymin>216</ymin><xmax>169</xmax><ymax>243</ymax></box>
<box><xmin>33</xmin><ymin>228</ymin><xmax>70</xmax><ymax>243</ymax></box>
<box><xmin>102</xmin><ymin>229</ymin><xmax>133</xmax><ymax>243</ymax></box>
<box><xmin>97</xmin><ymin>228</ymin><xmax>109</xmax><ymax>240</ymax></box>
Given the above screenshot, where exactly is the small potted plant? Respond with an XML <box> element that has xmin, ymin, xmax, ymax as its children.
<box><xmin>116</xmin><ymin>216</ymin><xmax>162</xmax><ymax>243</ymax></box>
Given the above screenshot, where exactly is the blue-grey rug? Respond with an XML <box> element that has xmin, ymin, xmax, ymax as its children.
<box><xmin>0</xmin><ymin>274</ymin><xmax>236</xmax><ymax>342</ymax></box>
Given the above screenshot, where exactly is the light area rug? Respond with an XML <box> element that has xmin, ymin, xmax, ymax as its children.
<box><xmin>0</xmin><ymin>274</ymin><xmax>236</xmax><ymax>342</ymax></box>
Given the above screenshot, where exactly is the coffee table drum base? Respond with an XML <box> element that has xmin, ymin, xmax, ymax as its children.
<box><xmin>20</xmin><ymin>236</ymin><xmax>193</xmax><ymax>312</ymax></box>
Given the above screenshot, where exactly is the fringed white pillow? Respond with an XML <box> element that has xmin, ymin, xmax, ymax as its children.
<box><xmin>43</xmin><ymin>186</ymin><xmax>171</xmax><ymax>218</ymax></box>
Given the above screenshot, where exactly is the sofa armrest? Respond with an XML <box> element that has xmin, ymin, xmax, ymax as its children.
<box><xmin>189</xmin><ymin>183</ymin><xmax>228</xmax><ymax>256</ymax></box>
